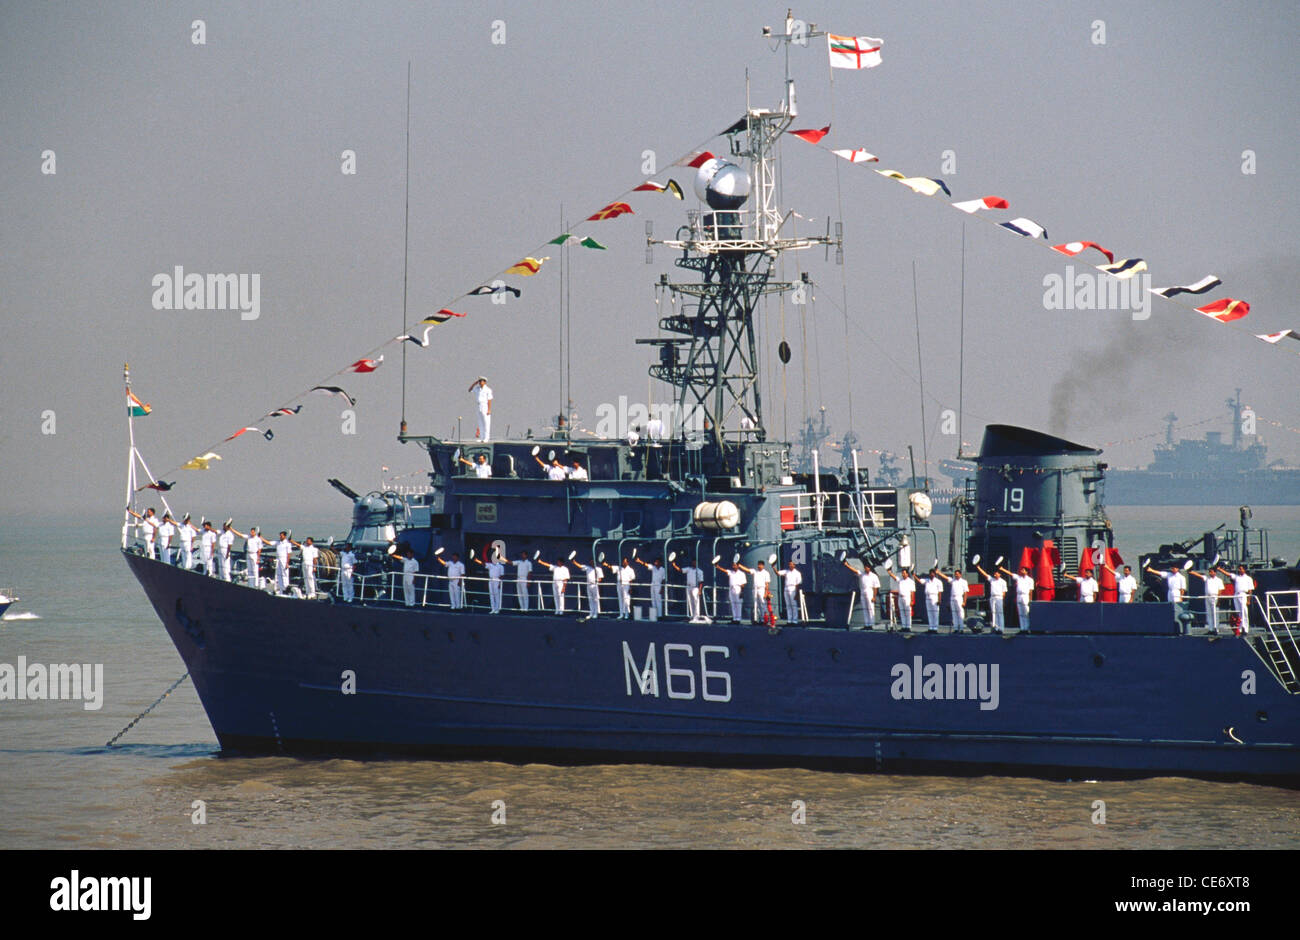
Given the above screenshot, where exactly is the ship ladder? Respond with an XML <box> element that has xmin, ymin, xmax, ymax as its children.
<box><xmin>1253</xmin><ymin>591</ymin><xmax>1300</xmax><ymax>693</ymax></box>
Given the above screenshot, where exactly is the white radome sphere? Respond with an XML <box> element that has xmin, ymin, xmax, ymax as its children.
<box><xmin>694</xmin><ymin>159</ymin><xmax>751</xmax><ymax>208</ymax></box>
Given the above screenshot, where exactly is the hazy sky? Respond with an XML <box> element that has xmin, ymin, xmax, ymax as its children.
<box><xmin>2</xmin><ymin>0</ymin><xmax>1297</xmax><ymax>522</ymax></box>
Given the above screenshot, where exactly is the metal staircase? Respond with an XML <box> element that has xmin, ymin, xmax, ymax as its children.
<box><xmin>1253</xmin><ymin>590</ymin><xmax>1300</xmax><ymax>692</ymax></box>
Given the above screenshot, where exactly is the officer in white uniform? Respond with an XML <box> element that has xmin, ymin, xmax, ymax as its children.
<box><xmin>1007</xmin><ymin>565</ymin><xmax>1035</xmax><ymax>632</ymax></box>
<box><xmin>470</xmin><ymin>377</ymin><xmax>493</xmax><ymax>441</ymax></box>
<box><xmin>778</xmin><ymin>560</ymin><xmax>803</xmax><ymax>624</ymax></box>
<box><xmin>921</xmin><ymin>568</ymin><xmax>946</xmax><ymax>632</ymax></box>
<box><xmin>339</xmin><ymin>542</ymin><xmax>357</xmax><ymax>602</ymax></box>
<box><xmin>438</xmin><ymin>552</ymin><xmax>466</xmax><ymax>608</ymax></box>
<box><xmin>269</xmin><ymin>531</ymin><xmax>294</xmax><ymax>593</ymax></box>
<box><xmin>1231</xmin><ymin>565</ymin><xmax>1255</xmax><ymax>633</ymax></box>
<box><xmin>157</xmin><ymin>513</ymin><xmax>177</xmax><ymax>565</ymax></box>
<box><xmin>614</xmin><ymin>558</ymin><xmax>636</xmax><ymax>619</ymax></box>
<box><xmin>300</xmin><ymin>537</ymin><xmax>320</xmax><ymax>596</ymax></box>
<box><xmin>746</xmin><ymin>561</ymin><xmax>772</xmax><ymax>623</ymax></box>
<box><xmin>217</xmin><ymin>523</ymin><xmax>236</xmax><ymax>582</ymax></box>
<box><xmin>569</xmin><ymin>460</ymin><xmax>588</xmax><ymax>481</ymax></box>
<box><xmin>199</xmin><ymin>521</ymin><xmax>218</xmax><ymax>576</ymax></box>
<box><xmin>551</xmin><ymin>560</ymin><xmax>570</xmax><ymax>613</ymax></box>
<box><xmin>888</xmin><ymin>568</ymin><xmax>916</xmax><ymax>630</ymax></box>
<box><xmin>716</xmin><ymin>562</ymin><xmax>747</xmax><ymax>622</ymax></box>
<box><xmin>1145</xmin><ymin>563</ymin><xmax>1187</xmax><ymax>618</ymax></box>
<box><xmin>843</xmin><ymin>559</ymin><xmax>880</xmax><ymax>629</ymax></box>
<box><xmin>459</xmin><ymin>453</ymin><xmax>493</xmax><ymax>478</ymax></box>
<box><xmin>638</xmin><ymin>557</ymin><xmax>667</xmax><ymax>618</ymax></box>
<box><xmin>178</xmin><ymin>515</ymin><xmax>198</xmax><ymax>570</ymax></box>
<box><xmin>1072</xmin><ymin>573</ymin><xmax>1099</xmax><ymax>603</ymax></box>
<box><xmin>574</xmin><ymin>559</ymin><xmax>603</xmax><ymax>617</ymax></box>
<box><xmin>513</xmin><ymin>552</ymin><xmax>533</xmax><ymax>611</ymax></box>
<box><xmin>949</xmin><ymin>569</ymin><xmax>970</xmax><ymax>632</ymax></box>
<box><xmin>675</xmin><ymin>559</ymin><xmax>705</xmax><ymax>621</ymax></box>
<box><xmin>129</xmin><ymin>507</ymin><xmax>160</xmax><ymax>559</ymax></box>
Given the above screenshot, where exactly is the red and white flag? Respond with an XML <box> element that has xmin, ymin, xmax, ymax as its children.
<box><xmin>347</xmin><ymin>356</ymin><xmax>384</xmax><ymax>373</ymax></box>
<box><xmin>830</xmin><ymin>148</ymin><xmax>878</xmax><ymax>163</ymax></box>
<box><xmin>952</xmin><ymin>196</ymin><xmax>1009</xmax><ymax>214</ymax></box>
<box><xmin>1052</xmin><ymin>241</ymin><xmax>1115</xmax><ymax>263</ymax></box>
<box><xmin>828</xmin><ymin>33</ymin><xmax>883</xmax><ymax>69</ymax></box>
<box><xmin>1195</xmin><ymin>298</ymin><xmax>1251</xmax><ymax>322</ymax></box>
<box><xmin>1256</xmin><ymin>329</ymin><xmax>1299</xmax><ymax>345</ymax></box>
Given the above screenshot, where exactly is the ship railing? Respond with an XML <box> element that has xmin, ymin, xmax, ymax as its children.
<box><xmin>1254</xmin><ymin>590</ymin><xmax>1300</xmax><ymax>692</ymax></box>
<box><xmin>334</xmin><ymin>570</ymin><xmax>815</xmax><ymax>623</ymax></box>
<box><xmin>779</xmin><ymin>490</ymin><xmax>897</xmax><ymax>530</ymax></box>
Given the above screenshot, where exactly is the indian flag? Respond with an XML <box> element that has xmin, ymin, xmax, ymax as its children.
<box><xmin>127</xmin><ymin>390</ymin><xmax>152</xmax><ymax>417</ymax></box>
<box><xmin>828</xmin><ymin>34</ymin><xmax>883</xmax><ymax>69</ymax></box>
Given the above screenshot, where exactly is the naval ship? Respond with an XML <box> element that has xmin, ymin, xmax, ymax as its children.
<box><xmin>1104</xmin><ymin>391</ymin><xmax>1300</xmax><ymax>506</ymax></box>
<box><xmin>123</xmin><ymin>20</ymin><xmax>1300</xmax><ymax>783</ymax></box>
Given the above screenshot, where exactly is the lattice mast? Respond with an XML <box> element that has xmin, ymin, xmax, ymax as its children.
<box><xmin>643</xmin><ymin>13</ymin><xmax>838</xmax><ymax>451</ymax></box>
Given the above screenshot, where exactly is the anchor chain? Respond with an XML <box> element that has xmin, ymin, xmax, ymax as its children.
<box><xmin>105</xmin><ymin>672</ymin><xmax>190</xmax><ymax>747</ymax></box>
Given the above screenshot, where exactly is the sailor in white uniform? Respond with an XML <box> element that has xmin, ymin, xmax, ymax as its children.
<box><xmin>397</xmin><ymin>548</ymin><xmax>417</xmax><ymax>606</ymax></box>
<box><xmin>513</xmin><ymin>552</ymin><xmax>533</xmax><ymax>611</ymax></box>
<box><xmin>199</xmin><ymin>521</ymin><xmax>218</xmax><ymax>576</ymax></box>
<box><xmin>568</xmin><ymin>460</ymin><xmax>588</xmax><ymax>481</ymax></box>
<box><xmin>437</xmin><ymin>552</ymin><xmax>466</xmax><ymax>608</ymax></box>
<box><xmin>778</xmin><ymin>560</ymin><xmax>803</xmax><ymax>624</ymax></box>
<box><xmin>977</xmin><ymin>566</ymin><xmax>1003</xmax><ymax>631</ymax></box>
<box><xmin>746</xmin><ymin>561</ymin><xmax>772</xmax><ymax>623</ymax></box>
<box><xmin>269</xmin><ymin>530</ymin><xmax>295</xmax><ymax>593</ymax></box>
<box><xmin>613</xmin><ymin>558</ymin><xmax>636</xmax><ymax>619</ymax></box>
<box><xmin>477</xmin><ymin>553</ymin><xmax>505</xmax><ymax>613</ymax></box>
<box><xmin>469</xmin><ymin>377</ymin><xmax>493</xmax><ymax>441</ymax></box>
<box><xmin>638</xmin><ymin>557</ymin><xmax>667</xmax><ymax>618</ymax></box>
<box><xmin>1072</xmin><ymin>572</ymin><xmax>1099</xmax><ymax>603</ymax></box>
<box><xmin>888</xmin><ymin>568</ymin><xmax>916</xmax><ymax>630</ymax></box>
<box><xmin>178</xmin><ymin>515</ymin><xmax>198</xmax><ymax>570</ymax></box>
<box><xmin>459</xmin><ymin>453</ymin><xmax>493</xmax><ymax>478</ymax></box>
<box><xmin>843</xmin><ymin>558</ymin><xmax>880</xmax><ymax>629</ymax></box>
<box><xmin>300</xmin><ymin>537</ymin><xmax>320</xmax><ymax>596</ymax></box>
<box><xmin>128</xmin><ymin>507</ymin><xmax>160</xmax><ymax>559</ymax></box>
<box><xmin>716</xmin><ymin>562</ymin><xmax>747</xmax><ymax>622</ymax></box>
<box><xmin>573</xmin><ymin>559</ymin><xmax>603</xmax><ymax>617</ymax></box>
<box><xmin>674</xmin><ymin>558</ymin><xmax>706</xmax><ymax>621</ymax></box>
<box><xmin>947</xmin><ymin>569</ymin><xmax>970</xmax><ymax>632</ymax></box>
<box><xmin>217</xmin><ymin>522</ymin><xmax>236</xmax><ymax>582</ymax></box>
<box><xmin>1231</xmin><ymin>565</ymin><xmax>1255</xmax><ymax>633</ymax></box>
<box><xmin>1190</xmin><ymin>566</ymin><xmax>1225</xmax><ymax>631</ymax></box>
<box><xmin>339</xmin><ymin>542</ymin><xmax>357</xmax><ymax>602</ymax></box>
<box><xmin>1105</xmin><ymin>563</ymin><xmax>1137</xmax><ymax>603</ymax></box>
<box><xmin>230</xmin><ymin>524</ymin><xmax>264</xmax><ymax>587</ymax></box>
<box><xmin>921</xmin><ymin>568</ymin><xmax>946</xmax><ymax>632</ymax></box>
<box><xmin>1008</xmin><ymin>566</ymin><xmax>1035</xmax><ymax>632</ymax></box>
<box><xmin>157</xmin><ymin>513</ymin><xmax>177</xmax><ymax>565</ymax></box>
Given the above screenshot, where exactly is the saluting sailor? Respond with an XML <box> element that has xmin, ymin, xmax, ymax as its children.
<box><xmin>459</xmin><ymin>452</ymin><xmax>493</xmax><ymax>478</ymax></box>
<box><xmin>128</xmin><ymin>507</ymin><xmax>160</xmax><ymax>559</ymax></box>
<box><xmin>178</xmin><ymin>514</ymin><xmax>199</xmax><ymax>570</ymax></box>
<box><xmin>573</xmin><ymin>558</ymin><xmax>603</xmax><ymax>618</ymax></box>
<box><xmin>217</xmin><ymin>522</ymin><xmax>236</xmax><ymax>582</ymax></box>
<box><xmin>469</xmin><ymin>377</ymin><xmax>493</xmax><ymax>441</ymax></box>
<box><xmin>199</xmin><ymin>520</ymin><xmax>218</xmax><ymax>576</ymax></box>
<box><xmin>513</xmin><ymin>551</ymin><xmax>533</xmax><ymax>611</ymax></box>
<box><xmin>436</xmin><ymin>552</ymin><xmax>466</xmax><ymax>608</ymax></box>
<box><xmin>1006</xmin><ymin>564</ymin><xmax>1036</xmax><ymax>632</ymax></box>
<box><xmin>156</xmin><ymin>513</ymin><xmax>177</xmax><ymax>565</ymax></box>
<box><xmin>476</xmin><ymin>551</ymin><xmax>505</xmax><ymax>613</ymax></box>
<box><xmin>948</xmin><ymin>569</ymin><xmax>970</xmax><ymax>632</ymax></box>
<box><xmin>888</xmin><ymin>566</ymin><xmax>916</xmax><ymax>631</ymax></box>
<box><xmin>1104</xmin><ymin>562</ymin><xmax>1137</xmax><ymax>603</ymax></box>
<box><xmin>974</xmin><ymin>562</ymin><xmax>1007</xmax><ymax>633</ymax></box>
<box><xmin>778</xmin><ymin>559</ymin><xmax>803</xmax><ymax>624</ymax></box>
<box><xmin>537</xmin><ymin>556</ymin><xmax>570</xmax><ymax>613</ymax></box>
<box><xmin>921</xmin><ymin>568</ymin><xmax>946</xmax><ymax>632</ymax></box>
<box><xmin>229</xmin><ymin>524</ymin><xmax>264</xmax><ymax>587</ymax></box>
<box><xmin>1231</xmin><ymin>565</ymin><xmax>1255</xmax><ymax>634</ymax></box>
<box><xmin>674</xmin><ymin>558</ymin><xmax>706</xmax><ymax>622</ymax></box>
<box><xmin>637</xmin><ymin>556</ymin><xmax>667</xmax><ymax>618</ymax></box>
<box><xmin>716</xmin><ymin>561</ymin><xmax>747</xmax><ymax>623</ymax></box>
<box><xmin>568</xmin><ymin>459</ymin><xmax>588</xmax><ymax>481</ymax></box>
<box><xmin>267</xmin><ymin>530</ymin><xmax>296</xmax><ymax>593</ymax></box>
<box><xmin>300</xmin><ymin>537</ymin><xmax>320</xmax><ymax>596</ymax></box>
<box><xmin>394</xmin><ymin>544</ymin><xmax>418</xmax><ymax>606</ymax></box>
<box><xmin>843</xmin><ymin>558</ymin><xmax>880</xmax><ymax>629</ymax></box>
<box><xmin>1190</xmin><ymin>565</ymin><xmax>1225</xmax><ymax>632</ymax></box>
<box><xmin>1072</xmin><ymin>570</ymin><xmax>1099</xmax><ymax>603</ymax></box>
<box><xmin>613</xmin><ymin>557</ymin><xmax>636</xmax><ymax>619</ymax></box>
<box><xmin>339</xmin><ymin>542</ymin><xmax>357</xmax><ymax>602</ymax></box>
